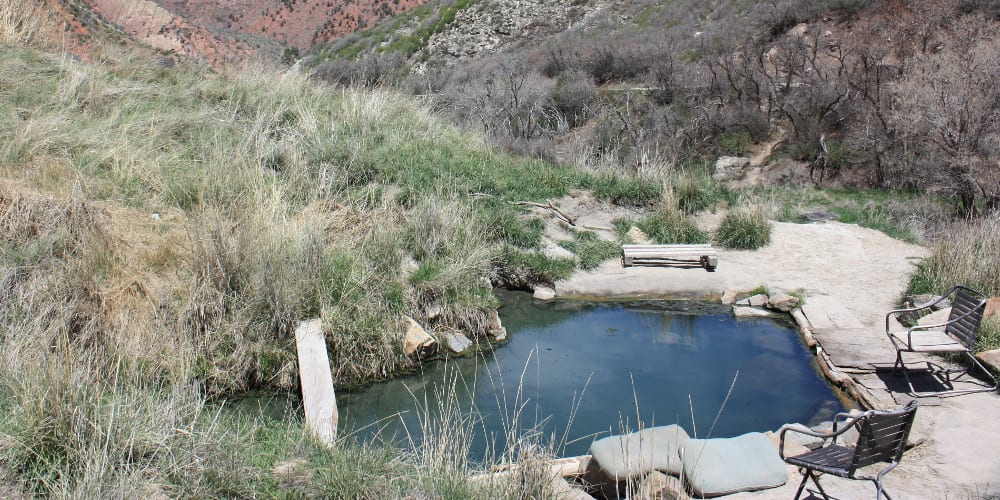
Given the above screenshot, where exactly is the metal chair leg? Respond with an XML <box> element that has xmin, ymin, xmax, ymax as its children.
<box><xmin>875</xmin><ymin>478</ymin><xmax>893</xmax><ymax>500</ymax></box>
<box><xmin>794</xmin><ymin>470</ymin><xmax>830</xmax><ymax>500</ymax></box>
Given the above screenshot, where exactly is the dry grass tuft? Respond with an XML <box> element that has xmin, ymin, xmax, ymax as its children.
<box><xmin>909</xmin><ymin>214</ymin><xmax>1000</xmax><ymax>296</ymax></box>
<box><xmin>0</xmin><ymin>0</ymin><xmax>57</xmax><ymax>49</ymax></box>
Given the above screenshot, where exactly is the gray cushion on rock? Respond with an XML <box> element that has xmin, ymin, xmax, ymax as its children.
<box><xmin>682</xmin><ymin>432</ymin><xmax>787</xmax><ymax>497</ymax></box>
<box><xmin>588</xmin><ymin>425</ymin><xmax>689</xmax><ymax>480</ymax></box>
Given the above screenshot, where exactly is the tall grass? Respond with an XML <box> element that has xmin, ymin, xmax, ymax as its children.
<box><xmin>0</xmin><ymin>0</ymin><xmax>56</xmax><ymax>49</ymax></box>
<box><xmin>907</xmin><ymin>215</ymin><xmax>1000</xmax><ymax>296</ymax></box>
<box><xmin>715</xmin><ymin>198</ymin><xmax>773</xmax><ymax>250</ymax></box>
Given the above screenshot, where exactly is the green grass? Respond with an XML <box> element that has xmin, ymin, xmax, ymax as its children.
<box><xmin>715</xmin><ymin>201</ymin><xmax>772</xmax><ymax>250</ymax></box>
<box><xmin>313</xmin><ymin>0</ymin><xmax>480</xmax><ymax>61</ymax></box>
<box><xmin>617</xmin><ymin>211</ymin><xmax>707</xmax><ymax>245</ymax></box>
<box><xmin>754</xmin><ymin>185</ymin><xmax>946</xmax><ymax>243</ymax></box>
<box><xmin>978</xmin><ymin>316</ymin><xmax>1000</xmax><ymax>354</ymax></box>
<box><xmin>559</xmin><ymin>230</ymin><xmax>621</xmax><ymax>270</ymax></box>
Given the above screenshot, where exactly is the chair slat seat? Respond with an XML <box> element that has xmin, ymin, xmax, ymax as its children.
<box><xmin>888</xmin><ymin>330</ymin><xmax>969</xmax><ymax>352</ymax></box>
<box><xmin>785</xmin><ymin>445</ymin><xmax>854</xmax><ymax>477</ymax></box>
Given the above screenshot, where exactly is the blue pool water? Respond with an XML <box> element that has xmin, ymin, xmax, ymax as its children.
<box><xmin>338</xmin><ymin>290</ymin><xmax>846</xmax><ymax>459</ymax></box>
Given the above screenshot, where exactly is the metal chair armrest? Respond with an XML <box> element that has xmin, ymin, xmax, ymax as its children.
<box><xmin>884</xmin><ymin>287</ymin><xmax>956</xmax><ymax>333</ymax></box>
<box><xmin>779</xmin><ymin>419</ymin><xmax>864</xmax><ymax>459</ymax></box>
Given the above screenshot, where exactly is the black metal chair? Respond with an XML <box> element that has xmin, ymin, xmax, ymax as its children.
<box><xmin>779</xmin><ymin>401</ymin><xmax>918</xmax><ymax>500</ymax></box>
<box><xmin>886</xmin><ymin>285</ymin><xmax>997</xmax><ymax>397</ymax></box>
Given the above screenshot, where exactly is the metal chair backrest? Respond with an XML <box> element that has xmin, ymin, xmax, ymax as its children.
<box><xmin>946</xmin><ymin>286</ymin><xmax>988</xmax><ymax>349</ymax></box>
<box><xmin>849</xmin><ymin>401</ymin><xmax>918</xmax><ymax>474</ymax></box>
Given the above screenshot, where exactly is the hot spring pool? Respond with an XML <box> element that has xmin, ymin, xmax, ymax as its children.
<box><xmin>338</xmin><ymin>290</ymin><xmax>847</xmax><ymax>458</ymax></box>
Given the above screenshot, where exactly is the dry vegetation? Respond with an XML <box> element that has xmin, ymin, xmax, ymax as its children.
<box><xmin>0</xmin><ymin>6</ymin><xmax>598</xmax><ymax>493</ymax></box>
<box><xmin>1</xmin><ymin>0</ymin><xmax>998</xmax><ymax>496</ymax></box>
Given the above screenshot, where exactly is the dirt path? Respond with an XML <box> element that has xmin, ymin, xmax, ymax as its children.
<box><xmin>551</xmin><ymin>220</ymin><xmax>1000</xmax><ymax>498</ymax></box>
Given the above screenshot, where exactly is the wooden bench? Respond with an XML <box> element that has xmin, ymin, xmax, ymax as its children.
<box><xmin>621</xmin><ymin>244</ymin><xmax>718</xmax><ymax>271</ymax></box>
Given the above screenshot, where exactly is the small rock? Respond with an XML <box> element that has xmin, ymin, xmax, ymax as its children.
<box><xmin>798</xmin><ymin>210</ymin><xmax>839</xmax><ymax>222</ymax></box>
<box><xmin>635</xmin><ymin>471</ymin><xmax>686</xmax><ymax>500</ymax></box>
<box><xmin>534</xmin><ymin>286</ymin><xmax>556</xmax><ymax>301</ymax></box>
<box><xmin>735</xmin><ymin>298</ymin><xmax>750</xmax><ymax>306</ymax></box>
<box><xmin>721</xmin><ymin>290</ymin><xmax>737</xmax><ymax>305</ymax></box>
<box><xmin>442</xmin><ymin>331</ymin><xmax>474</xmax><ymax>353</ymax></box>
<box><xmin>748</xmin><ymin>294</ymin><xmax>769</xmax><ymax>307</ymax></box>
<box><xmin>487</xmin><ymin>309</ymin><xmax>508</xmax><ymax>341</ymax></box>
<box><xmin>627</xmin><ymin>226</ymin><xmax>654</xmax><ymax>244</ymax></box>
<box><xmin>733</xmin><ymin>306</ymin><xmax>776</xmax><ymax>318</ymax></box>
<box><xmin>425</xmin><ymin>302</ymin><xmax>443</xmax><ymax>321</ymax></box>
<box><xmin>767</xmin><ymin>289</ymin><xmax>799</xmax><ymax>312</ymax></box>
<box><xmin>272</xmin><ymin>457</ymin><xmax>309</xmax><ymax>476</ymax></box>
<box><xmin>712</xmin><ymin>156</ymin><xmax>750</xmax><ymax>181</ymax></box>
<box><xmin>401</xmin><ymin>256</ymin><xmax>419</xmax><ymax>277</ymax></box>
<box><xmin>403</xmin><ymin>316</ymin><xmax>437</xmax><ymax>356</ymax></box>
<box><xmin>151</xmin><ymin>212</ymin><xmax>161</xmax><ymax>220</ymax></box>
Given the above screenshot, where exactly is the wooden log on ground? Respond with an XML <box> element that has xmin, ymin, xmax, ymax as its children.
<box><xmin>295</xmin><ymin>318</ymin><xmax>338</xmax><ymax>448</ymax></box>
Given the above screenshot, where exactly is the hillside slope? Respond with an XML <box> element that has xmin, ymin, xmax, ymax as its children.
<box><xmin>63</xmin><ymin>0</ymin><xmax>427</xmax><ymax>65</ymax></box>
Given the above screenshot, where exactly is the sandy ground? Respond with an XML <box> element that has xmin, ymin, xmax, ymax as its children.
<box><xmin>546</xmin><ymin>218</ymin><xmax>1000</xmax><ymax>499</ymax></box>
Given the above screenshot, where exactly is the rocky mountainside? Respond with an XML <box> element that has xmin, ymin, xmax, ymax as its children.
<box><xmin>67</xmin><ymin>0</ymin><xmax>427</xmax><ymax>65</ymax></box>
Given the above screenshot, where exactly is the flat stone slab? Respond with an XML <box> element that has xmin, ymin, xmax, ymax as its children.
<box><xmin>811</xmin><ymin>328</ymin><xmax>894</xmax><ymax>371</ymax></box>
<box><xmin>976</xmin><ymin>349</ymin><xmax>1000</xmax><ymax>373</ymax></box>
<box><xmin>801</xmin><ymin>302</ymin><xmax>865</xmax><ymax>331</ymax></box>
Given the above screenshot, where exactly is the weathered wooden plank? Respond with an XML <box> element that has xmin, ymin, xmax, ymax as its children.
<box><xmin>621</xmin><ymin>244</ymin><xmax>719</xmax><ymax>270</ymax></box>
<box><xmin>295</xmin><ymin>318</ymin><xmax>338</xmax><ymax>448</ymax></box>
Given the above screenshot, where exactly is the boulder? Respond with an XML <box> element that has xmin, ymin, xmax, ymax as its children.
<box><xmin>720</xmin><ymin>290</ymin><xmax>737</xmax><ymax>305</ymax></box>
<box><xmin>636</xmin><ymin>471</ymin><xmax>687</xmax><ymax>500</ymax></box>
<box><xmin>747</xmin><ymin>294</ymin><xmax>769</xmax><ymax>307</ymax></box>
<box><xmin>442</xmin><ymin>331</ymin><xmax>474</xmax><ymax>354</ymax></box>
<box><xmin>682</xmin><ymin>433</ymin><xmax>787</xmax><ymax>497</ymax></box>
<box><xmin>712</xmin><ymin>156</ymin><xmax>750</xmax><ymax>181</ymax></box>
<box><xmin>906</xmin><ymin>294</ymin><xmax>950</xmax><ymax>310</ymax></box>
<box><xmin>534</xmin><ymin>286</ymin><xmax>557</xmax><ymax>301</ymax></box>
<box><xmin>487</xmin><ymin>309</ymin><xmax>508</xmax><ymax>341</ymax></box>
<box><xmin>976</xmin><ymin>349</ymin><xmax>1000</xmax><ymax>374</ymax></box>
<box><xmin>627</xmin><ymin>226</ymin><xmax>654</xmax><ymax>245</ymax></box>
<box><xmin>767</xmin><ymin>289</ymin><xmax>799</xmax><ymax>312</ymax></box>
<box><xmin>589</xmin><ymin>425</ymin><xmax>690</xmax><ymax>481</ymax></box>
<box><xmin>403</xmin><ymin>316</ymin><xmax>437</xmax><ymax>356</ymax></box>
<box><xmin>764</xmin><ymin>430</ymin><xmax>810</xmax><ymax>458</ymax></box>
<box><xmin>985</xmin><ymin>297</ymin><xmax>1000</xmax><ymax>319</ymax></box>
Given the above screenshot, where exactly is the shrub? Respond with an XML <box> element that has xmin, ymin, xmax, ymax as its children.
<box><xmin>550</xmin><ymin>70</ymin><xmax>597</xmax><ymax>127</ymax></box>
<box><xmin>715</xmin><ymin>201</ymin><xmax>772</xmax><ymax>250</ymax></box>
<box><xmin>718</xmin><ymin>128</ymin><xmax>752</xmax><ymax>155</ymax></box>
<box><xmin>673</xmin><ymin>170</ymin><xmax>731</xmax><ymax>215</ymax></box>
